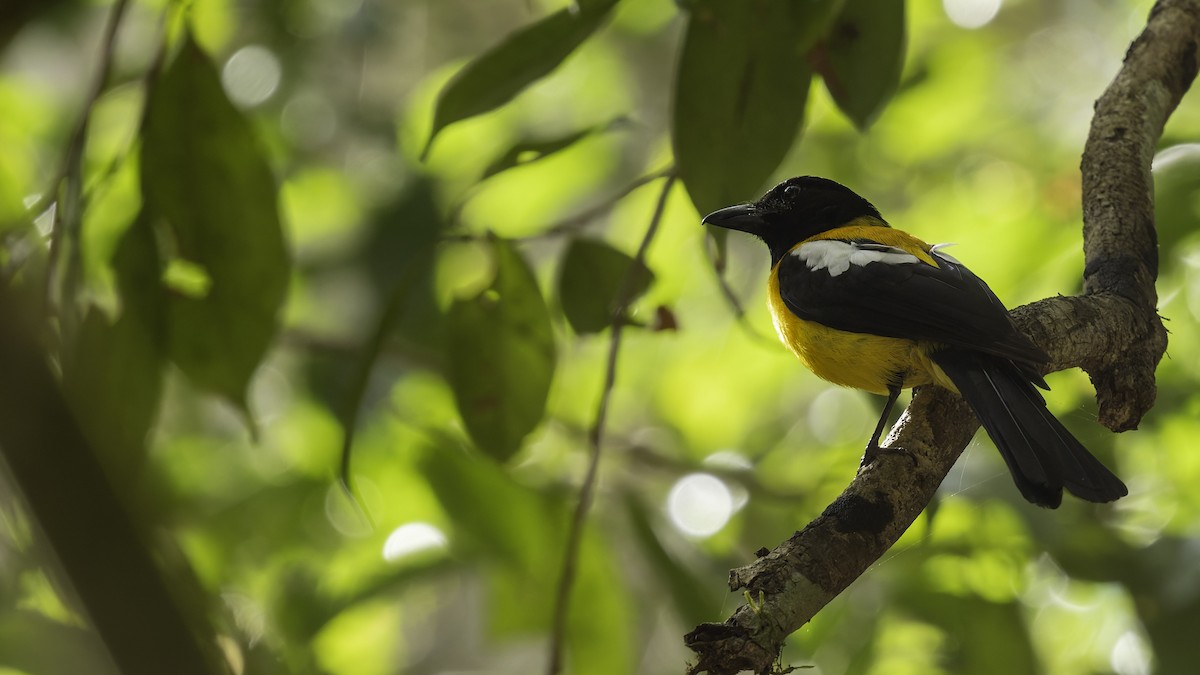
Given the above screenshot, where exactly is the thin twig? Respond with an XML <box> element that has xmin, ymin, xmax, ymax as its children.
<box><xmin>623</xmin><ymin>444</ymin><xmax>811</xmax><ymax>503</ymax></box>
<box><xmin>538</xmin><ymin>166</ymin><xmax>674</xmax><ymax>239</ymax></box>
<box><xmin>548</xmin><ymin>416</ymin><xmax>812</xmax><ymax>503</ymax></box>
<box><xmin>546</xmin><ymin>170</ymin><xmax>678</xmax><ymax>675</ymax></box>
<box><xmin>705</xmin><ymin>246</ymin><xmax>779</xmax><ymax>347</ymax></box>
<box><xmin>338</xmin><ymin>268</ymin><xmax>420</xmax><ymax>505</ymax></box>
<box><xmin>442</xmin><ymin>166</ymin><xmax>674</xmax><ymax>243</ymax></box>
<box><xmin>43</xmin><ymin>0</ymin><xmax>132</xmax><ymax>316</ymax></box>
<box><xmin>21</xmin><ymin>136</ymin><xmax>134</xmax><ymax>233</ymax></box>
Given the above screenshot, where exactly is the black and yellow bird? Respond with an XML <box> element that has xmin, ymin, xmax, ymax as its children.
<box><xmin>703</xmin><ymin>176</ymin><xmax>1127</xmax><ymax>508</ymax></box>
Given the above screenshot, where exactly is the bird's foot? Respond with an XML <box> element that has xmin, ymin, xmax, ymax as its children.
<box><xmin>860</xmin><ymin>442</ymin><xmax>918</xmax><ymax>468</ymax></box>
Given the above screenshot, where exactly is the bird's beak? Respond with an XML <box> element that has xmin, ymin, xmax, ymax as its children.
<box><xmin>701</xmin><ymin>203</ymin><xmax>764</xmax><ymax>235</ymax></box>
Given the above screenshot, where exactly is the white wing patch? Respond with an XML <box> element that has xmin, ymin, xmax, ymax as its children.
<box><xmin>930</xmin><ymin>243</ymin><xmax>962</xmax><ymax>266</ymax></box>
<box><xmin>793</xmin><ymin>239</ymin><xmax>920</xmax><ymax>277</ymax></box>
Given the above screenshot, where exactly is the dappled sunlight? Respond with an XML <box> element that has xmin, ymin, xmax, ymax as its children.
<box><xmin>324</xmin><ymin>480</ymin><xmax>380</xmax><ymax>539</ymax></box>
<box><xmin>1111</xmin><ymin>630</ymin><xmax>1152</xmax><ymax>675</ymax></box>
<box><xmin>221</xmin><ymin>45</ymin><xmax>281</xmax><ymax>108</ymax></box>
<box><xmin>943</xmin><ymin>0</ymin><xmax>1001</xmax><ymax>30</ymax></box>
<box><xmin>382</xmin><ymin>522</ymin><xmax>448</xmax><ymax>563</ymax></box>
<box><xmin>701</xmin><ymin>450</ymin><xmax>751</xmax><ymax>510</ymax></box>
<box><xmin>1024</xmin><ymin>555</ymin><xmax>1151</xmax><ymax>675</ymax></box>
<box><xmin>666</xmin><ymin>473</ymin><xmax>733</xmax><ymax>538</ymax></box>
<box><xmin>807</xmin><ymin>388</ymin><xmax>873</xmax><ymax>447</ymax></box>
<box><xmin>281</xmin><ymin>90</ymin><xmax>338</xmax><ymax>148</ymax></box>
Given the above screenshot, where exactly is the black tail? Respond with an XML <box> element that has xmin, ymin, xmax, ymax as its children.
<box><xmin>931</xmin><ymin>349</ymin><xmax>1127</xmax><ymax>508</ymax></box>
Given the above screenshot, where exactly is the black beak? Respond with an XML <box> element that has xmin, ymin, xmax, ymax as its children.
<box><xmin>701</xmin><ymin>203</ymin><xmax>764</xmax><ymax>235</ymax></box>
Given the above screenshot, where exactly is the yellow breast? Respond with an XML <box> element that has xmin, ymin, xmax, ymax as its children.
<box><xmin>766</xmin><ymin>223</ymin><xmax>954</xmax><ymax>395</ymax></box>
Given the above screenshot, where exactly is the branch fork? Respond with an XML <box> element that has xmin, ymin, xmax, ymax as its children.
<box><xmin>685</xmin><ymin>1</ymin><xmax>1199</xmax><ymax>672</ymax></box>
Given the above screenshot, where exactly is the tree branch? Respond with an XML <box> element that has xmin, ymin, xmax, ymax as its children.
<box><xmin>42</xmin><ymin>0</ymin><xmax>131</xmax><ymax>321</ymax></box>
<box><xmin>684</xmin><ymin>1</ymin><xmax>1195</xmax><ymax>672</ymax></box>
<box><xmin>547</xmin><ymin>170</ymin><xmax>678</xmax><ymax>675</ymax></box>
<box><xmin>0</xmin><ymin>291</ymin><xmax>229</xmax><ymax>675</ymax></box>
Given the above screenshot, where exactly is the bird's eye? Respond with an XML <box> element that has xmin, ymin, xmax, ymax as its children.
<box><xmin>783</xmin><ymin>185</ymin><xmax>801</xmax><ymax>199</ymax></box>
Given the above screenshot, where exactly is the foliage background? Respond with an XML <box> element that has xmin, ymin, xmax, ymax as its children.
<box><xmin>2</xmin><ymin>0</ymin><xmax>1200</xmax><ymax>673</ymax></box>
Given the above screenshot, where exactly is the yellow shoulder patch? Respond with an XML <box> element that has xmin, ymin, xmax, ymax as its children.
<box><xmin>805</xmin><ymin>219</ymin><xmax>938</xmax><ymax>267</ymax></box>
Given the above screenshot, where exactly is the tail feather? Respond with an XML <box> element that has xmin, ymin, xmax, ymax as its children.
<box><xmin>932</xmin><ymin>349</ymin><xmax>1127</xmax><ymax>508</ymax></box>
<box><xmin>972</xmin><ymin>367</ymin><xmax>1061</xmax><ymax>506</ymax></box>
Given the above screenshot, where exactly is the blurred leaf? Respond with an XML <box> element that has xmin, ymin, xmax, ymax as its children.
<box><xmin>63</xmin><ymin>214</ymin><xmax>165</xmax><ymax>481</ymax></box>
<box><xmin>810</xmin><ymin>599</ymin><xmax>881</xmax><ymax>675</ymax></box>
<box><xmin>905</xmin><ymin>595</ymin><xmax>1039</xmax><ymax>675</ymax></box>
<box><xmin>422</xmin><ymin>0</ymin><xmax>621</xmax><ymax>158</ymax></box>
<box><xmin>365</xmin><ymin>177</ymin><xmax>445</xmax><ymax>291</ymax></box>
<box><xmin>366</xmin><ymin>177</ymin><xmax>447</xmax><ymax>360</ymax></box>
<box><xmin>557</xmin><ymin>237</ymin><xmax>654</xmax><ymax>334</ymax></box>
<box><xmin>566</xmin><ymin>526</ymin><xmax>634</xmax><ymax>675</ymax></box>
<box><xmin>1153</xmin><ymin>143</ymin><xmax>1200</xmax><ymax>256</ymax></box>
<box><xmin>0</xmin><ymin>610</ymin><xmax>117</xmax><ymax>675</ymax></box>
<box><xmin>418</xmin><ymin>455</ymin><xmax>558</xmax><ymax>658</ymax></box>
<box><xmin>1050</xmin><ymin>535</ymin><xmax>1200</xmax><ymax>675</ymax></box>
<box><xmin>140</xmin><ymin>31</ymin><xmax>290</xmax><ymax>415</ymax></box>
<box><xmin>816</xmin><ymin>0</ymin><xmax>906</xmax><ymax>130</ymax></box>
<box><xmin>672</xmin><ymin>0</ymin><xmax>829</xmax><ymax>215</ymax></box>
<box><xmin>1127</xmin><ymin>538</ymin><xmax>1200</xmax><ymax>675</ymax></box>
<box><xmin>304</xmin><ymin>178</ymin><xmax>448</xmax><ymax>416</ymax></box>
<box><xmin>201</xmin><ymin>478</ymin><xmax>331</xmax><ymax>571</ymax></box>
<box><xmin>340</xmin><ymin>177</ymin><xmax>446</xmax><ymax>485</ymax></box>
<box><xmin>271</xmin><ymin>559</ymin><xmax>453</xmax><ymax>646</ymax></box>
<box><xmin>624</xmin><ymin>495</ymin><xmax>721</xmax><ymax>625</ymax></box>
<box><xmin>0</xmin><ymin>0</ymin><xmax>77</xmax><ymax>51</ymax></box>
<box><xmin>0</xmin><ymin>175</ymin><xmax>29</xmax><ymax>235</ymax></box>
<box><xmin>420</xmin><ymin>436</ymin><xmax>563</xmax><ymax>572</ymax></box>
<box><xmin>481</xmin><ymin>117</ymin><xmax>629</xmax><ymax>180</ymax></box>
<box><xmin>447</xmin><ymin>237</ymin><xmax>555</xmax><ymax>462</ymax></box>
<box><xmin>422</xmin><ymin>437</ymin><xmax>631</xmax><ymax>673</ymax></box>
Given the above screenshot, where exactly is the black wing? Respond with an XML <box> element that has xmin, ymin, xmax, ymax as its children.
<box><xmin>776</xmin><ymin>240</ymin><xmax>1048</xmax><ymax>375</ymax></box>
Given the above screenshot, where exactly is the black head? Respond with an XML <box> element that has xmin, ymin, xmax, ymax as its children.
<box><xmin>702</xmin><ymin>176</ymin><xmax>884</xmax><ymax>264</ymax></box>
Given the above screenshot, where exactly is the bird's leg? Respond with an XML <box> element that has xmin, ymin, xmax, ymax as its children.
<box><xmin>862</xmin><ymin>385</ymin><xmax>902</xmax><ymax>466</ymax></box>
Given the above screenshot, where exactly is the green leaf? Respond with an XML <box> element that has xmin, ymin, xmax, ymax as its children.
<box><xmin>364</xmin><ymin>176</ymin><xmax>446</xmax><ymax>292</ymax></box>
<box><xmin>63</xmin><ymin>214</ymin><xmax>166</xmax><ymax>482</ymax></box>
<box><xmin>140</xmin><ymin>31</ymin><xmax>290</xmax><ymax>414</ymax></box>
<box><xmin>481</xmin><ymin>117</ymin><xmax>628</xmax><ymax>180</ymax></box>
<box><xmin>270</xmin><ymin>559</ymin><xmax>454</xmax><ymax>646</ymax></box>
<box><xmin>447</xmin><ymin>238</ymin><xmax>556</xmax><ymax>461</ymax></box>
<box><xmin>565</xmin><ymin>526</ymin><xmax>634</xmax><ymax>675</ymax></box>
<box><xmin>1154</xmin><ymin>143</ymin><xmax>1200</xmax><ymax>256</ymax></box>
<box><xmin>420</xmin><ymin>435</ymin><xmax>564</xmax><ymax>572</ymax></box>
<box><xmin>558</xmin><ymin>237</ymin><xmax>654</xmax><ymax>334</ymax></box>
<box><xmin>623</xmin><ymin>495</ymin><xmax>722</xmax><ymax>625</ymax></box>
<box><xmin>0</xmin><ymin>167</ymin><xmax>29</xmax><ymax>235</ymax></box>
<box><xmin>0</xmin><ymin>610</ymin><xmax>118</xmax><ymax>675</ymax></box>
<box><xmin>420</xmin><ymin>436</ymin><xmax>632</xmax><ymax>674</ymax></box>
<box><xmin>418</xmin><ymin>436</ymin><xmax>566</xmax><ymax>645</ymax></box>
<box><xmin>817</xmin><ymin>0</ymin><xmax>906</xmax><ymax>130</ymax></box>
<box><xmin>338</xmin><ymin>176</ymin><xmax>448</xmax><ymax>486</ymax></box>
<box><xmin>905</xmin><ymin>595</ymin><xmax>1038</xmax><ymax>675</ymax></box>
<box><xmin>672</xmin><ymin>0</ymin><xmax>831</xmax><ymax>216</ymax></box>
<box><xmin>422</xmin><ymin>0</ymin><xmax>620</xmax><ymax>159</ymax></box>
<box><xmin>200</xmin><ymin>478</ymin><xmax>330</xmax><ymax>571</ymax></box>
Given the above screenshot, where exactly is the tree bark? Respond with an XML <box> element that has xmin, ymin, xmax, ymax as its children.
<box><xmin>685</xmin><ymin>1</ymin><xmax>1196</xmax><ymax>672</ymax></box>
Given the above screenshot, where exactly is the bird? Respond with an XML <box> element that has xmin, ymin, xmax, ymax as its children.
<box><xmin>702</xmin><ymin>176</ymin><xmax>1127</xmax><ymax>508</ymax></box>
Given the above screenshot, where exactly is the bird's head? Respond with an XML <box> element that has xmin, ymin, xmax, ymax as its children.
<box><xmin>702</xmin><ymin>176</ymin><xmax>884</xmax><ymax>264</ymax></box>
